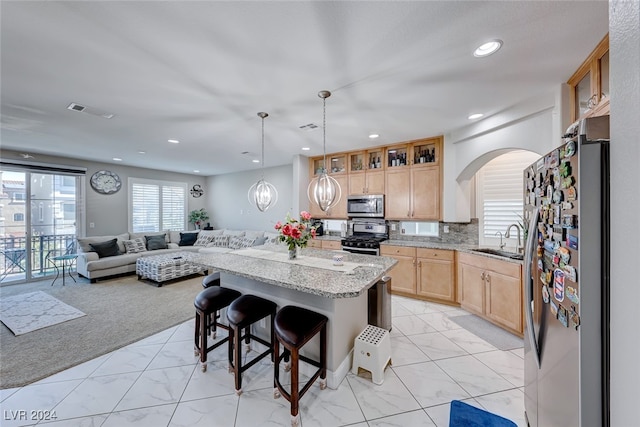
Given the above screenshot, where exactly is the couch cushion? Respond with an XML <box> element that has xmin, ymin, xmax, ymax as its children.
<box><xmin>193</xmin><ymin>234</ymin><xmax>216</xmax><ymax>247</ymax></box>
<box><xmin>85</xmin><ymin>253</ymin><xmax>140</xmax><ymax>271</ymax></box>
<box><xmin>205</xmin><ymin>235</ymin><xmax>230</xmax><ymax>248</ymax></box>
<box><xmin>89</xmin><ymin>238</ymin><xmax>121</xmax><ymax>258</ymax></box>
<box><xmin>123</xmin><ymin>237</ymin><xmax>147</xmax><ymax>254</ymax></box>
<box><xmin>78</xmin><ymin>234</ymin><xmax>127</xmax><ymax>254</ymax></box>
<box><xmin>222</xmin><ymin>229</ymin><xmax>245</xmax><ymax>237</ymax></box>
<box><xmin>244</xmin><ymin>230</ymin><xmax>265</xmax><ymax>240</ymax></box>
<box><xmin>146</xmin><ymin>235</ymin><xmax>168</xmax><ymax>250</ymax></box>
<box><xmin>178</xmin><ymin>232</ymin><xmax>199</xmax><ymax>246</ymax></box>
<box><xmin>129</xmin><ymin>231</ymin><xmax>169</xmax><ymax>243</ymax></box>
<box><xmin>263</xmin><ymin>232</ymin><xmax>281</xmax><ymax>245</ymax></box>
<box><xmin>199</xmin><ymin>229</ymin><xmax>223</xmax><ymax>237</ymax></box>
<box><xmin>229</xmin><ymin>236</ymin><xmax>257</xmax><ymax>250</ymax></box>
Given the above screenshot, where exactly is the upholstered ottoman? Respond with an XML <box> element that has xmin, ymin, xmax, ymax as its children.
<box><xmin>136</xmin><ymin>252</ymin><xmax>208</xmax><ymax>286</ymax></box>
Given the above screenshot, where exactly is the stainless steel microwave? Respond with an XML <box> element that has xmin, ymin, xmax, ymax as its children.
<box><xmin>347</xmin><ymin>194</ymin><xmax>384</xmax><ymax>218</ymax></box>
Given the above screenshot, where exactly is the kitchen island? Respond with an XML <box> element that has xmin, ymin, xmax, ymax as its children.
<box><xmin>189</xmin><ymin>245</ymin><xmax>397</xmax><ymax>388</ymax></box>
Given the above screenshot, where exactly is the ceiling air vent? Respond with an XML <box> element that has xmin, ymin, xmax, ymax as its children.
<box><xmin>68</xmin><ymin>103</ymin><xmax>85</xmax><ymax>112</ymax></box>
<box><xmin>67</xmin><ymin>102</ymin><xmax>115</xmax><ymax>119</ymax></box>
<box><xmin>299</xmin><ymin>123</ymin><xmax>318</xmax><ymax>130</ymax></box>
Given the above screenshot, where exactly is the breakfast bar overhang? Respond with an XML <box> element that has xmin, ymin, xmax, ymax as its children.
<box><xmin>190</xmin><ymin>246</ymin><xmax>397</xmax><ymax>388</ymax></box>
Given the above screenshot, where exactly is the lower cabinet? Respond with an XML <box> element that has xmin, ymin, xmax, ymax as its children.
<box><xmin>457</xmin><ymin>252</ymin><xmax>523</xmax><ymax>335</ymax></box>
<box><xmin>381</xmin><ymin>245</ymin><xmax>455</xmax><ymax>304</ymax></box>
<box><xmin>308</xmin><ymin>239</ymin><xmax>341</xmax><ymax>250</ymax></box>
<box><xmin>416</xmin><ymin>248</ymin><xmax>456</xmax><ymax>303</ymax></box>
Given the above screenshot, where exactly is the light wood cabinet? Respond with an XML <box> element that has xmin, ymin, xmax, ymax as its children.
<box><xmin>349</xmin><ymin>169</ymin><xmax>385</xmax><ymax>195</ymax></box>
<box><xmin>321</xmin><ymin>240</ymin><xmax>341</xmax><ymax>250</ymax></box>
<box><xmin>385</xmin><ymin>166</ymin><xmax>440</xmax><ymax>220</ymax></box>
<box><xmin>307</xmin><ymin>239</ymin><xmax>322</xmax><ymax>248</ymax></box>
<box><xmin>380</xmin><ymin>245</ymin><xmax>416</xmax><ymax>295</ymax></box>
<box><xmin>381</xmin><ymin>245</ymin><xmax>455</xmax><ymax>304</ymax></box>
<box><xmin>568</xmin><ymin>34</ymin><xmax>609</xmax><ymax>122</ymax></box>
<box><xmin>457</xmin><ymin>252</ymin><xmax>523</xmax><ymax>335</ymax></box>
<box><xmin>416</xmin><ymin>248</ymin><xmax>455</xmax><ymax>303</ymax></box>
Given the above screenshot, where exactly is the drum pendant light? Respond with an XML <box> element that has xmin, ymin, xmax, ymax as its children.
<box><xmin>308</xmin><ymin>90</ymin><xmax>341</xmax><ymax>212</ymax></box>
<box><xmin>248</xmin><ymin>112</ymin><xmax>278</xmax><ymax>212</ymax></box>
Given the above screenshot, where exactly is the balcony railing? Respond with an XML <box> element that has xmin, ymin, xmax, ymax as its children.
<box><xmin>0</xmin><ymin>234</ymin><xmax>76</xmax><ymax>282</ymax></box>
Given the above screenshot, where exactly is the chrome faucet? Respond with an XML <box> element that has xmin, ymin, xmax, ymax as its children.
<box><xmin>505</xmin><ymin>223</ymin><xmax>523</xmax><ymax>253</ymax></box>
<box><xmin>494</xmin><ymin>231</ymin><xmax>506</xmax><ymax>250</ymax></box>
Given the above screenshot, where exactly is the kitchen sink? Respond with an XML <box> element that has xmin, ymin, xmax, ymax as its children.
<box><xmin>471</xmin><ymin>248</ymin><xmax>524</xmax><ymax>260</ymax></box>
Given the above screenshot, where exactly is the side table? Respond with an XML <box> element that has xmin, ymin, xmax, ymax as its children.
<box><xmin>49</xmin><ymin>254</ymin><xmax>78</xmax><ymax>286</ymax></box>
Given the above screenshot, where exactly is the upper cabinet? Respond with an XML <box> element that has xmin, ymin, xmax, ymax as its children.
<box><xmin>568</xmin><ymin>34</ymin><xmax>609</xmax><ymax>122</ymax></box>
<box><xmin>308</xmin><ymin>136</ymin><xmax>443</xmax><ymax>219</ymax></box>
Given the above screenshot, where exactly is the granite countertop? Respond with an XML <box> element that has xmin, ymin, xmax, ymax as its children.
<box><xmin>382</xmin><ymin>239</ymin><xmax>524</xmax><ymax>264</ymax></box>
<box><xmin>189</xmin><ymin>245</ymin><xmax>397</xmax><ymax>299</ymax></box>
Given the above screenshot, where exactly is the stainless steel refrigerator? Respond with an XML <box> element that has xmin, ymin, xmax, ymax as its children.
<box><xmin>523</xmin><ymin>115</ymin><xmax>610</xmax><ymax>427</ymax></box>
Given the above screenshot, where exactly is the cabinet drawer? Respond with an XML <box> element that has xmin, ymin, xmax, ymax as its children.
<box><xmin>416</xmin><ymin>248</ymin><xmax>454</xmax><ymax>261</ymax></box>
<box><xmin>381</xmin><ymin>245</ymin><xmax>416</xmax><ymax>257</ymax></box>
<box><xmin>321</xmin><ymin>240</ymin><xmax>341</xmax><ymax>250</ymax></box>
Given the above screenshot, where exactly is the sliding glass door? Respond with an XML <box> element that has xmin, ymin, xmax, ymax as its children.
<box><xmin>0</xmin><ymin>168</ymin><xmax>82</xmax><ymax>284</ymax></box>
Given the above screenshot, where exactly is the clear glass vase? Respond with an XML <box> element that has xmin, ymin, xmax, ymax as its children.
<box><xmin>288</xmin><ymin>247</ymin><xmax>297</xmax><ymax>260</ymax></box>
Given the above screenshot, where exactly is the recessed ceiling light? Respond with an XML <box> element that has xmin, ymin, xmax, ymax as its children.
<box><xmin>474</xmin><ymin>39</ymin><xmax>503</xmax><ymax>57</ymax></box>
<box><xmin>468</xmin><ymin>113</ymin><xmax>484</xmax><ymax>120</ymax></box>
<box><xmin>301</xmin><ymin>147</ymin><xmax>311</xmax><ymax>151</ymax></box>
<box><xmin>138</xmin><ymin>151</ymin><xmax>146</xmax><ymax>154</ymax></box>
<box><xmin>113</xmin><ymin>157</ymin><xmax>122</xmax><ymax>161</ymax></box>
<box><xmin>193</xmin><ymin>170</ymin><xmax>200</xmax><ymax>173</ymax></box>
<box><xmin>369</xmin><ymin>134</ymin><xmax>379</xmax><ymax>139</ymax></box>
<box><xmin>252</xmin><ymin>159</ymin><xmax>260</xmax><ymax>163</ymax></box>
<box><xmin>168</xmin><ymin>139</ymin><xmax>180</xmax><ymax>144</ymax></box>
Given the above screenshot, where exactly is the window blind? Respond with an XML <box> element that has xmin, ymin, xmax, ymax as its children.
<box><xmin>476</xmin><ymin>150</ymin><xmax>540</xmax><ymax>246</ymax></box>
<box><xmin>129</xmin><ymin>179</ymin><xmax>187</xmax><ymax>233</ymax></box>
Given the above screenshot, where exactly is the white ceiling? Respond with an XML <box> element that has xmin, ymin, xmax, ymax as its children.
<box><xmin>0</xmin><ymin>1</ymin><xmax>608</xmax><ymax>176</ymax></box>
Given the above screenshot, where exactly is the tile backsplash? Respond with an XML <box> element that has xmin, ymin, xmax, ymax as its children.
<box><xmin>388</xmin><ymin>218</ymin><xmax>479</xmax><ymax>245</ymax></box>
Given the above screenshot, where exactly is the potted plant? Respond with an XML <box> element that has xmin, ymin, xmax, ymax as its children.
<box><xmin>189</xmin><ymin>208</ymin><xmax>209</xmax><ymax>229</ymax></box>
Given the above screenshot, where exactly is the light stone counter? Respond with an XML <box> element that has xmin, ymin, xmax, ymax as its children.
<box><xmin>382</xmin><ymin>239</ymin><xmax>523</xmax><ymax>264</ymax></box>
<box><xmin>190</xmin><ymin>245</ymin><xmax>396</xmax><ymax>298</ymax></box>
<box><xmin>189</xmin><ymin>245</ymin><xmax>397</xmax><ymax>389</ymax></box>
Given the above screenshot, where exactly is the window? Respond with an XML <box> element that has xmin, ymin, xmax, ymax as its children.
<box><xmin>129</xmin><ymin>178</ymin><xmax>187</xmax><ymax>232</ymax></box>
<box><xmin>13</xmin><ymin>192</ymin><xmax>25</xmax><ymax>201</ymax></box>
<box><xmin>476</xmin><ymin>150</ymin><xmax>540</xmax><ymax>247</ymax></box>
<box><xmin>14</xmin><ymin>213</ymin><xmax>24</xmax><ymax>221</ymax></box>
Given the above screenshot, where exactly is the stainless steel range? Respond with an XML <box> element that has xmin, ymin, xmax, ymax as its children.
<box><xmin>341</xmin><ymin>219</ymin><xmax>388</xmax><ymax>256</ymax></box>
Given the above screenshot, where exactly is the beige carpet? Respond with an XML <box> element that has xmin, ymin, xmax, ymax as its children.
<box><xmin>0</xmin><ymin>273</ymin><xmax>204</xmax><ymax>389</ymax></box>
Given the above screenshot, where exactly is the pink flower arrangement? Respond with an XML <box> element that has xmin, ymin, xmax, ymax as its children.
<box><xmin>274</xmin><ymin>211</ymin><xmax>317</xmax><ymax>251</ymax></box>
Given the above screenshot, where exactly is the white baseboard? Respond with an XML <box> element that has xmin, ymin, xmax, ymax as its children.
<box><xmin>295</xmin><ymin>348</ymin><xmax>353</xmax><ymax>390</ymax></box>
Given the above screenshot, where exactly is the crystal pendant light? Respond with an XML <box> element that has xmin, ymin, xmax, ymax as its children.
<box><xmin>248</xmin><ymin>112</ymin><xmax>278</xmax><ymax>212</ymax></box>
<box><xmin>308</xmin><ymin>90</ymin><xmax>341</xmax><ymax>212</ymax></box>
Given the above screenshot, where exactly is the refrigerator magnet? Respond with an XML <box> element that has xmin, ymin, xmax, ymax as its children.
<box><xmin>562</xmin><ymin>214</ymin><xmax>577</xmax><ymax>229</ymax></box>
<box><xmin>557</xmin><ymin>247</ymin><xmax>571</xmax><ymax>264</ymax></box>
<box><xmin>570</xmin><ymin>306</ymin><xmax>581</xmax><ymax>330</ymax></box>
<box><xmin>566</xmin><ymin>286</ymin><xmax>580</xmax><ymax>304</ymax></box>
<box><xmin>559</xmin><ymin>161</ymin><xmax>571</xmax><ymax>177</ymax></box>
<box><xmin>566</xmin><ymin>234</ymin><xmax>578</xmax><ymax>249</ymax></box>
<box><xmin>542</xmin><ymin>285</ymin><xmax>550</xmax><ymax>304</ymax></box>
<box><xmin>553</xmin><ymin>189</ymin><xmax>563</xmax><ymax>203</ymax></box>
<box><xmin>553</xmin><ymin>269</ymin><xmax>565</xmax><ymax>302</ymax></box>
<box><xmin>563</xmin><ymin>265</ymin><xmax>577</xmax><ymax>282</ymax></box>
<box><xmin>561</xmin><ymin>201</ymin><xmax>573</xmax><ymax>210</ymax></box>
<box><xmin>567</xmin><ymin>186</ymin><xmax>577</xmax><ymax>201</ymax></box>
<box><xmin>550</xmin><ymin>300</ymin><xmax>559</xmax><ymax>318</ymax></box>
<box><xmin>549</xmin><ymin>150</ymin><xmax>560</xmax><ymax>168</ymax></box>
<box><xmin>538</xmin><ymin>259</ymin><xmax>544</xmax><ymax>271</ymax></box>
<box><xmin>562</xmin><ymin>176</ymin><xmax>575</xmax><ymax>189</ymax></box>
<box><xmin>565</xmin><ymin>140</ymin><xmax>576</xmax><ymax>158</ymax></box>
<box><xmin>557</xmin><ymin>304</ymin><xmax>569</xmax><ymax>328</ymax></box>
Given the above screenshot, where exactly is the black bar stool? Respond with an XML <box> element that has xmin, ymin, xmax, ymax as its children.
<box><xmin>193</xmin><ymin>286</ymin><xmax>241</xmax><ymax>372</ymax></box>
<box><xmin>226</xmin><ymin>294</ymin><xmax>277</xmax><ymax>395</ymax></box>
<box><xmin>273</xmin><ymin>305</ymin><xmax>328</xmax><ymax>426</ymax></box>
<box><xmin>202</xmin><ymin>272</ymin><xmax>221</xmax><ymax>288</ymax></box>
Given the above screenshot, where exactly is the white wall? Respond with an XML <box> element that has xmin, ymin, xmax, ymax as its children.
<box><xmin>206</xmin><ymin>164</ymin><xmax>294</xmax><ymax>232</ymax></box>
<box><xmin>0</xmin><ymin>149</ymin><xmax>207</xmax><ymax>236</ymax></box>
<box><xmin>609</xmin><ymin>1</ymin><xmax>639</xmax><ymax>424</ymax></box>
<box><xmin>442</xmin><ymin>87</ymin><xmax>571</xmax><ymax>222</ymax></box>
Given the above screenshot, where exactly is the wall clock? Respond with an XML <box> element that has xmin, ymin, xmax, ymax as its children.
<box><xmin>190</xmin><ymin>184</ymin><xmax>204</xmax><ymax>198</ymax></box>
<box><xmin>90</xmin><ymin>170</ymin><xmax>122</xmax><ymax>194</ymax></box>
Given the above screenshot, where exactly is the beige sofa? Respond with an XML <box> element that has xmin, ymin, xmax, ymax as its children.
<box><xmin>77</xmin><ymin>229</ymin><xmax>276</xmax><ymax>282</ymax></box>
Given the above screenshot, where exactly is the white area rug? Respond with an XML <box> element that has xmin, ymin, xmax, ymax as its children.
<box><xmin>0</xmin><ymin>291</ymin><xmax>86</xmax><ymax>336</ymax></box>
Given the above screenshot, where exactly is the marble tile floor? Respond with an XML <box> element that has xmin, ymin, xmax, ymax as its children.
<box><xmin>0</xmin><ymin>295</ymin><xmax>525</xmax><ymax>427</ymax></box>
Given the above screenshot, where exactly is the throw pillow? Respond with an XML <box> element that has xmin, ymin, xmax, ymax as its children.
<box><xmin>123</xmin><ymin>237</ymin><xmax>147</xmax><ymax>254</ymax></box>
<box><xmin>205</xmin><ymin>235</ymin><xmax>230</xmax><ymax>248</ymax></box>
<box><xmin>89</xmin><ymin>238</ymin><xmax>121</xmax><ymax>258</ymax></box>
<box><xmin>178</xmin><ymin>232</ymin><xmax>199</xmax><ymax>246</ymax></box>
<box><xmin>229</xmin><ymin>236</ymin><xmax>257</xmax><ymax>250</ymax></box>
<box><xmin>145</xmin><ymin>235</ymin><xmax>168</xmax><ymax>250</ymax></box>
<box><xmin>193</xmin><ymin>234</ymin><xmax>216</xmax><ymax>247</ymax></box>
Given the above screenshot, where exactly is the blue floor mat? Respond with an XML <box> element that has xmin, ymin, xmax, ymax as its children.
<box><xmin>449</xmin><ymin>400</ymin><xmax>517</xmax><ymax>427</ymax></box>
